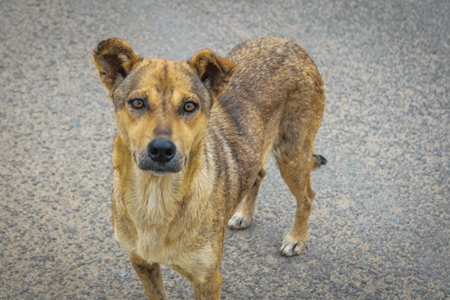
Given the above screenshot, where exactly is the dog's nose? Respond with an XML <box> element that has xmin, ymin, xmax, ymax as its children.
<box><xmin>148</xmin><ymin>139</ymin><xmax>177</xmax><ymax>163</ymax></box>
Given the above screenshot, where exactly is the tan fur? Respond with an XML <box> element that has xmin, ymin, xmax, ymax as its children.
<box><xmin>93</xmin><ymin>37</ymin><xmax>326</xmax><ymax>299</ymax></box>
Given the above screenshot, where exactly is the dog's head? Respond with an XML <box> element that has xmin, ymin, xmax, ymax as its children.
<box><xmin>93</xmin><ymin>38</ymin><xmax>235</xmax><ymax>175</ymax></box>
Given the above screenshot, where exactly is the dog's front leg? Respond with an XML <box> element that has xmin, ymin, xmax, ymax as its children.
<box><xmin>192</xmin><ymin>268</ymin><xmax>222</xmax><ymax>300</ymax></box>
<box><xmin>130</xmin><ymin>255</ymin><xmax>167</xmax><ymax>300</ymax></box>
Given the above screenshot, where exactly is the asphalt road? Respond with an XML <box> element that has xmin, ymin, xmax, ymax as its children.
<box><xmin>1</xmin><ymin>0</ymin><xmax>449</xmax><ymax>299</ymax></box>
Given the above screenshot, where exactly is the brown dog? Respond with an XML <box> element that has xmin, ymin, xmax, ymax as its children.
<box><xmin>93</xmin><ymin>37</ymin><xmax>326</xmax><ymax>299</ymax></box>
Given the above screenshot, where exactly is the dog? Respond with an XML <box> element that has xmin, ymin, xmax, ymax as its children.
<box><xmin>93</xmin><ymin>36</ymin><xmax>326</xmax><ymax>299</ymax></box>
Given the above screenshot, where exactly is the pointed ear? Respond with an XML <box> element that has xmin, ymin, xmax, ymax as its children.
<box><xmin>188</xmin><ymin>49</ymin><xmax>236</xmax><ymax>99</ymax></box>
<box><xmin>92</xmin><ymin>38</ymin><xmax>140</xmax><ymax>92</ymax></box>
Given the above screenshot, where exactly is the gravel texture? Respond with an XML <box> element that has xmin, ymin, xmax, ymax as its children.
<box><xmin>1</xmin><ymin>0</ymin><xmax>449</xmax><ymax>299</ymax></box>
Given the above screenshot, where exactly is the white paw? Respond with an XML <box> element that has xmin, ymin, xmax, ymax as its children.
<box><xmin>227</xmin><ymin>212</ymin><xmax>252</xmax><ymax>230</ymax></box>
<box><xmin>280</xmin><ymin>236</ymin><xmax>306</xmax><ymax>256</ymax></box>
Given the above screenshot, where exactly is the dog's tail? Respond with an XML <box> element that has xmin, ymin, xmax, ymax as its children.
<box><xmin>313</xmin><ymin>154</ymin><xmax>327</xmax><ymax>169</ymax></box>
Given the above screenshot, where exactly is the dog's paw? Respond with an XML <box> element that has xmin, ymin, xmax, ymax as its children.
<box><xmin>227</xmin><ymin>212</ymin><xmax>252</xmax><ymax>230</ymax></box>
<box><xmin>280</xmin><ymin>236</ymin><xmax>306</xmax><ymax>256</ymax></box>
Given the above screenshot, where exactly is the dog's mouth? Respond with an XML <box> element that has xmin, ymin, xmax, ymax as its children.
<box><xmin>150</xmin><ymin>169</ymin><xmax>169</xmax><ymax>176</ymax></box>
<box><xmin>133</xmin><ymin>151</ymin><xmax>185</xmax><ymax>175</ymax></box>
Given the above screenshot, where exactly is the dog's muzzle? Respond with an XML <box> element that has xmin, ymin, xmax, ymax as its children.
<box><xmin>148</xmin><ymin>139</ymin><xmax>176</xmax><ymax>164</ymax></box>
<box><xmin>135</xmin><ymin>139</ymin><xmax>184</xmax><ymax>174</ymax></box>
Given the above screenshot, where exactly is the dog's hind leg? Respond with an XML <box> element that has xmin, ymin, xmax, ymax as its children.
<box><xmin>130</xmin><ymin>255</ymin><xmax>168</xmax><ymax>300</ymax></box>
<box><xmin>276</xmin><ymin>145</ymin><xmax>316</xmax><ymax>256</ymax></box>
<box><xmin>227</xmin><ymin>168</ymin><xmax>266</xmax><ymax>229</ymax></box>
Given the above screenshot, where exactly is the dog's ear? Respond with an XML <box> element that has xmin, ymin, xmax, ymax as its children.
<box><xmin>188</xmin><ymin>50</ymin><xmax>236</xmax><ymax>99</ymax></box>
<box><xmin>93</xmin><ymin>38</ymin><xmax>140</xmax><ymax>93</ymax></box>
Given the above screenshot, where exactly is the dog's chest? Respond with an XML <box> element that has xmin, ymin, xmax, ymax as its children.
<box><xmin>115</xmin><ymin>177</ymin><xmax>177</xmax><ymax>247</ymax></box>
<box><xmin>114</xmin><ymin>176</ymin><xmax>216</xmax><ymax>281</ymax></box>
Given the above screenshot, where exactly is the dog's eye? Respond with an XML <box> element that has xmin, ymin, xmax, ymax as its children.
<box><xmin>183</xmin><ymin>102</ymin><xmax>197</xmax><ymax>113</ymax></box>
<box><xmin>129</xmin><ymin>99</ymin><xmax>145</xmax><ymax>109</ymax></box>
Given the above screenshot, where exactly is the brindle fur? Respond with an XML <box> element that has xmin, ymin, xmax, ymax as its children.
<box><xmin>93</xmin><ymin>37</ymin><xmax>326</xmax><ymax>299</ymax></box>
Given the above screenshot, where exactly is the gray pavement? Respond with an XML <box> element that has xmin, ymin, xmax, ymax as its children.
<box><xmin>1</xmin><ymin>0</ymin><xmax>449</xmax><ymax>299</ymax></box>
